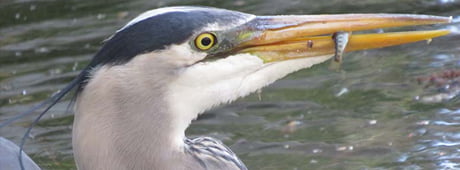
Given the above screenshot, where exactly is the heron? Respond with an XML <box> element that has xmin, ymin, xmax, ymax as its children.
<box><xmin>0</xmin><ymin>6</ymin><xmax>451</xmax><ymax>170</ymax></box>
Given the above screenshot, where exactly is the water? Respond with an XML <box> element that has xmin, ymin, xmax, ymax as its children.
<box><xmin>1</xmin><ymin>0</ymin><xmax>460</xmax><ymax>169</ymax></box>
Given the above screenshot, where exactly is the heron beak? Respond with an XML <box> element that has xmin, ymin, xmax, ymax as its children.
<box><xmin>235</xmin><ymin>14</ymin><xmax>452</xmax><ymax>63</ymax></box>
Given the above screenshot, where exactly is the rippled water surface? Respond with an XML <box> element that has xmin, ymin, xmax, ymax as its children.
<box><xmin>1</xmin><ymin>0</ymin><xmax>460</xmax><ymax>169</ymax></box>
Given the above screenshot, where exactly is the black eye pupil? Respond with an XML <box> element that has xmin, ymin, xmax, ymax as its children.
<box><xmin>201</xmin><ymin>37</ymin><xmax>212</xmax><ymax>46</ymax></box>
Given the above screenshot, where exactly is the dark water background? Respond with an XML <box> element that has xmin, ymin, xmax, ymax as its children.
<box><xmin>1</xmin><ymin>0</ymin><xmax>460</xmax><ymax>169</ymax></box>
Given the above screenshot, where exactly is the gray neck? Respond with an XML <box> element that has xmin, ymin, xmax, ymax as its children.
<box><xmin>72</xmin><ymin>53</ymin><xmax>199</xmax><ymax>170</ymax></box>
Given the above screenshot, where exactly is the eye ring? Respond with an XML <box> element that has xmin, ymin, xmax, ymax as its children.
<box><xmin>194</xmin><ymin>32</ymin><xmax>216</xmax><ymax>51</ymax></box>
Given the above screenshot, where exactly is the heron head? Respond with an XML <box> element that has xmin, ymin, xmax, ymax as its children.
<box><xmin>91</xmin><ymin>6</ymin><xmax>451</xmax><ymax>68</ymax></box>
<box><xmin>83</xmin><ymin>6</ymin><xmax>448</xmax><ymax>114</ymax></box>
<box><xmin>76</xmin><ymin>7</ymin><xmax>451</xmax><ymax>140</ymax></box>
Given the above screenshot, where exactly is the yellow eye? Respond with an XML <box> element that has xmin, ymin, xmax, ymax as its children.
<box><xmin>194</xmin><ymin>33</ymin><xmax>216</xmax><ymax>50</ymax></box>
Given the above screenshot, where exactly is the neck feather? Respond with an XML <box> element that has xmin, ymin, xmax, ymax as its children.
<box><xmin>72</xmin><ymin>52</ymin><xmax>194</xmax><ymax>169</ymax></box>
<box><xmin>71</xmin><ymin>44</ymin><xmax>333</xmax><ymax>169</ymax></box>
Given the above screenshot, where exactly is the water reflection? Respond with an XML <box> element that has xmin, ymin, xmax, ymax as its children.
<box><xmin>405</xmin><ymin>108</ymin><xmax>460</xmax><ymax>169</ymax></box>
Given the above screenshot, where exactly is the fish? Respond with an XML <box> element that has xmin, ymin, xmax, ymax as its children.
<box><xmin>332</xmin><ymin>31</ymin><xmax>351</xmax><ymax>63</ymax></box>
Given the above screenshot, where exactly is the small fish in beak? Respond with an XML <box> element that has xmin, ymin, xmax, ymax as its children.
<box><xmin>332</xmin><ymin>31</ymin><xmax>351</xmax><ymax>63</ymax></box>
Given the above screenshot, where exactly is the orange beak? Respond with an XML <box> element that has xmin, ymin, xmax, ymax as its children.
<box><xmin>231</xmin><ymin>14</ymin><xmax>452</xmax><ymax>62</ymax></box>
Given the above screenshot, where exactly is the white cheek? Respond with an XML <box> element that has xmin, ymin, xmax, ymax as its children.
<box><xmin>168</xmin><ymin>54</ymin><xmax>263</xmax><ymax>114</ymax></box>
<box><xmin>166</xmin><ymin>53</ymin><xmax>264</xmax><ymax>144</ymax></box>
<box><xmin>166</xmin><ymin>53</ymin><xmax>333</xmax><ymax>124</ymax></box>
<box><xmin>166</xmin><ymin>53</ymin><xmax>333</xmax><ymax>145</ymax></box>
<box><xmin>164</xmin><ymin>44</ymin><xmax>207</xmax><ymax>66</ymax></box>
<box><xmin>173</xmin><ymin>54</ymin><xmax>263</xmax><ymax>86</ymax></box>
